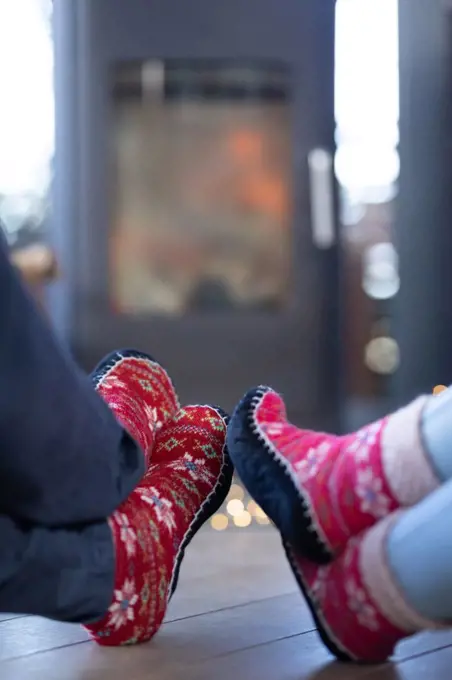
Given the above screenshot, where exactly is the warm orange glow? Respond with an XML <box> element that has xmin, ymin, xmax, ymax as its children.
<box><xmin>433</xmin><ymin>385</ymin><xmax>447</xmax><ymax>395</ymax></box>
<box><xmin>239</xmin><ymin>174</ymin><xmax>288</xmax><ymax>222</ymax></box>
<box><xmin>226</xmin><ymin>128</ymin><xmax>289</xmax><ymax>223</ymax></box>
<box><xmin>228</xmin><ymin>130</ymin><xmax>263</xmax><ymax>161</ymax></box>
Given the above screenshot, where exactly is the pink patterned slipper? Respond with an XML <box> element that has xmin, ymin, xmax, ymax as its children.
<box><xmin>227</xmin><ymin>386</ymin><xmax>439</xmax><ymax>562</ymax></box>
<box><xmin>283</xmin><ymin>515</ymin><xmax>442</xmax><ymax>663</ymax></box>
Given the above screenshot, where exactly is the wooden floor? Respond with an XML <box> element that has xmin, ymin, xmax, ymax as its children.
<box><xmin>1</xmin><ymin>528</ymin><xmax>451</xmax><ymax>680</ymax></box>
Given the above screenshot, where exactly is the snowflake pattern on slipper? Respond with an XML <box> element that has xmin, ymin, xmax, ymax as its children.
<box><xmin>85</xmin><ymin>405</ymin><xmax>233</xmax><ymax>646</ymax></box>
<box><xmin>227</xmin><ymin>386</ymin><xmax>439</xmax><ymax>562</ymax></box>
<box><xmin>92</xmin><ymin>349</ymin><xmax>180</xmax><ymax>466</ymax></box>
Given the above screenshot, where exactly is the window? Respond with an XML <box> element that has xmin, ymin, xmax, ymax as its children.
<box><xmin>335</xmin><ymin>0</ymin><xmax>400</xmax><ymax>425</ymax></box>
<box><xmin>0</xmin><ymin>0</ymin><xmax>53</xmax><ymax>247</ymax></box>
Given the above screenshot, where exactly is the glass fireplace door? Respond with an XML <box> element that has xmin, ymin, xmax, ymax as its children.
<box><xmin>111</xmin><ymin>62</ymin><xmax>291</xmax><ymax>318</ymax></box>
<box><xmin>54</xmin><ymin>0</ymin><xmax>339</xmax><ymax>428</ymax></box>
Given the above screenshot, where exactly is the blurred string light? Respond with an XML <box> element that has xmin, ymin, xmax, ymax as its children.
<box><xmin>210</xmin><ymin>481</ymin><xmax>270</xmax><ymax>530</ymax></box>
<box><xmin>362</xmin><ymin>243</ymin><xmax>400</xmax><ymax>300</ymax></box>
<box><xmin>365</xmin><ymin>336</ymin><xmax>400</xmax><ymax>375</ymax></box>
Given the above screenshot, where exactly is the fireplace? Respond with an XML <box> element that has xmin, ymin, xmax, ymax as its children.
<box><xmin>53</xmin><ymin>0</ymin><xmax>340</xmax><ymax>428</ymax></box>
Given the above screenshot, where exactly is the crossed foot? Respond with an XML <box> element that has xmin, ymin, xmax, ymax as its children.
<box><xmin>227</xmin><ymin>386</ymin><xmax>443</xmax><ymax>663</ymax></box>
<box><xmin>84</xmin><ymin>350</ymin><xmax>232</xmax><ymax>646</ymax></box>
<box><xmin>84</xmin><ymin>352</ymin><xmax>444</xmax><ymax>663</ymax></box>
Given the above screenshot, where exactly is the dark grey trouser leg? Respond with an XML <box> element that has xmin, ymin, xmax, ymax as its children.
<box><xmin>0</xmin><ymin>514</ymin><xmax>114</xmax><ymax>623</ymax></box>
<box><xmin>0</xmin><ymin>234</ymin><xmax>144</xmax><ymax>526</ymax></box>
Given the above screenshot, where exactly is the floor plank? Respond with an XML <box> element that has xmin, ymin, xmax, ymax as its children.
<box><xmin>0</xmin><ymin>530</ymin><xmax>451</xmax><ymax>680</ymax></box>
<box><xmin>367</xmin><ymin>645</ymin><xmax>452</xmax><ymax>680</ymax></box>
<box><xmin>167</xmin><ymin>530</ymin><xmax>297</xmax><ymax>620</ymax></box>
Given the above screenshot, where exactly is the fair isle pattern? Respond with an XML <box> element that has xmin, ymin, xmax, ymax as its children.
<box><xmin>283</xmin><ymin>537</ymin><xmax>411</xmax><ymax>663</ymax></box>
<box><xmin>286</xmin><ymin>514</ymin><xmax>444</xmax><ymax>663</ymax></box>
<box><xmin>250</xmin><ymin>388</ymin><xmax>436</xmax><ymax>557</ymax></box>
<box><xmin>85</xmin><ymin>405</ymin><xmax>232</xmax><ymax>646</ymax></box>
<box><xmin>93</xmin><ymin>352</ymin><xmax>180</xmax><ymax>466</ymax></box>
<box><xmin>283</xmin><ymin>541</ymin><xmax>358</xmax><ymax>662</ymax></box>
<box><xmin>247</xmin><ymin>387</ymin><xmax>332</xmax><ymax>558</ymax></box>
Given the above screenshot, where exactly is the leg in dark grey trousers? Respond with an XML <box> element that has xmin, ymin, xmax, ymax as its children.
<box><xmin>0</xmin><ymin>235</ymin><xmax>145</xmax><ymax>527</ymax></box>
<box><xmin>0</xmin><ymin>514</ymin><xmax>115</xmax><ymax>624</ymax></box>
<box><xmin>0</xmin><ymin>234</ymin><xmax>144</xmax><ymax>622</ymax></box>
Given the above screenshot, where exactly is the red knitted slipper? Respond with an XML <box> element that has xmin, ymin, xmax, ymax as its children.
<box><xmin>227</xmin><ymin>387</ymin><xmax>440</xmax><ymax>563</ymax></box>
<box><xmin>150</xmin><ymin>403</ymin><xmax>229</xmax><ymax>467</ymax></box>
<box><xmin>85</xmin><ymin>405</ymin><xmax>233</xmax><ymax>646</ymax></box>
<box><xmin>91</xmin><ymin>349</ymin><xmax>180</xmax><ymax>466</ymax></box>
<box><xmin>283</xmin><ymin>516</ymin><xmax>442</xmax><ymax>663</ymax></box>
